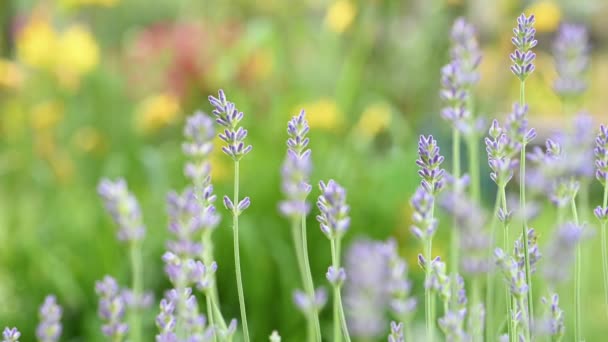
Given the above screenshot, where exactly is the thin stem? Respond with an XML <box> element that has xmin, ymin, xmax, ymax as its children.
<box><xmin>450</xmin><ymin>128</ymin><xmax>461</xmax><ymax>275</ymax></box>
<box><xmin>232</xmin><ymin>161</ymin><xmax>250</xmax><ymax>342</ymax></box>
<box><xmin>486</xmin><ymin>190</ymin><xmax>501</xmax><ymax>341</ymax></box>
<box><xmin>466</xmin><ymin>132</ymin><xmax>481</xmax><ymax>342</ymax></box>
<box><xmin>472</xmin><ymin>277</ymin><xmax>482</xmax><ymax>342</ymax></box>
<box><xmin>207</xmin><ymin>294</ymin><xmax>217</xmax><ymax>342</ymax></box>
<box><xmin>425</xmin><ymin>236</ymin><xmax>434</xmax><ymax>342</ymax></box>
<box><xmin>291</xmin><ymin>218</ymin><xmax>315</xmax><ymax>342</ymax></box>
<box><xmin>129</xmin><ymin>241</ymin><xmax>143</xmax><ymax>342</ymax></box>
<box><xmin>519</xmin><ymin>79</ymin><xmax>534</xmax><ymax>336</ymax></box>
<box><xmin>571</xmin><ymin>197</ymin><xmax>581</xmax><ymax>342</ymax></box>
<box><xmin>500</xmin><ymin>185</ymin><xmax>514</xmax><ymax>342</ymax></box>
<box><xmin>602</xmin><ymin>184</ymin><xmax>608</xmax><ymax>318</ymax></box>
<box><xmin>301</xmin><ymin>215</ymin><xmax>323</xmax><ymax>342</ymax></box>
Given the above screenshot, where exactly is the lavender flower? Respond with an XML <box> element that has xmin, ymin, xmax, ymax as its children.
<box><xmin>36</xmin><ymin>295</ymin><xmax>62</xmax><ymax>342</ymax></box>
<box><xmin>537</xmin><ymin>294</ymin><xmax>565</xmax><ymax>340</ymax></box>
<box><xmin>95</xmin><ymin>276</ymin><xmax>128</xmax><ymax>340</ymax></box>
<box><xmin>163</xmin><ymin>288</ymin><xmax>214</xmax><ymax>341</ymax></box>
<box><xmin>438</xmin><ymin>275</ymin><xmax>468</xmax><ymax>342</ymax></box>
<box><xmin>410</xmin><ymin>187</ymin><xmax>437</xmax><ymax>241</ymax></box>
<box><xmin>316</xmin><ymin>180</ymin><xmax>350</xmax><ymax>239</ymax></box>
<box><xmin>514</xmin><ymin>229</ymin><xmax>541</xmax><ymax>274</ymax></box>
<box><xmin>494</xmin><ymin>249</ymin><xmax>528</xmax><ymax>298</ymax></box>
<box><xmin>155</xmin><ymin>297</ymin><xmax>177</xmax><ymax>341</ymax></box>
<box><xmin>2</xmin><ymin>328</ymin><xmax>20</xmax><ymax>342</ymax></box>
<box><xmin>596</xmin><ymin>124</ymin><xmax>608</xmax><ymax>187</ymax></box>
<box><xmin>449</xmin><ymin>18</ymin><xmax>482</xmax><ymax>86</ymax></box>
<box><xmin>293</xmin><ymin>287</ymin><xmax>327</xmax><ymax>315</ymax></box>
<box><xmin>511</xmin><ymin>14</ymin><xmax>537</xmax><ymax>81</ymax></box>
<box><xmin>326</xmin><ymin>266</ymin><xmax>346</xmax><ymax>286</ymax></box>
<box><xmin>485</xmin><ymin>119</ymin><xmax>519</xmax><ymax>186</ymax></box>
<box><xmin>388</xmin><ymin>321</ymin><xmax>404</xmax><ymax>342</ymax></box>
<box><xmin>440</xmin><ymin>190</ymin><xmax>491</xmax><ymax>274</ymax></box>
<box><xmin>506</xmin><ymin>103</ymin><xmax>536</xmax><ymax>146</ymax></box>
<box><xmin>384</xmin><ymin>239</ymin><xmax>416</xmax><ymax>319</ymax></box>
<box><xmin>280</xmin><ymin>110</ymin><xmax>313</xmax><ymax>218</ymax></box>
<box><xmin>98</xmin><ymin>178</ymin><xmax>145</xmax><ymax>242</ymax></box>
<box><xmin>420</xmin><ymin>256</ymin><xmax>451</xmax><ymax>303</ymax></box>
<box><xmin>183</xmin><ymin>111</ymin><xmax>215</xmax><ymax>180</ymax></box>
<box><xmin>543</xmin><ymin>222</ymin><xmax>585</xmax><ymax>285</ymax></box>
<box><xmin>416</xmin><ymin>135</ymin><xmax>446</xmax><ymax>194</ymax></box>
<box><xmin>529</xmin><ymin>139</ymin><xmax>579</xmax><ymax>207</ymax></box>
<box><xmin>553</xmin><ymin>24</ymin><xmax>590</xmax><ymax>97</ymax></box>
<box><xmin>208</xmin><ymin>89</ymin><xmax>252</xmax><ymax>161</ymax></box>
<box><xmin>344</xmin><ymin>239</ymin><xmax>390</xmax><ymax>338</ymax></box>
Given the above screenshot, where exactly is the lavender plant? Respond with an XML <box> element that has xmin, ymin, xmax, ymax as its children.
<box><xmin>1</xmin><ymin>328</ymin><xmax>20</xmax><ymax>342</ymax></box>
<box><xmin>553</xmin><ymin>24</ymin><xmax>589</xmax><ymax>99</ymax></box>
<box><xmin>97</xmin><ymin>178</ymin><xmax>146</xmax><ymax>342</ymax></box>
<box><xmin>597</xmin><ymin>124</ymin><xmax>608</xmax><ymax>317</ymax></box>
<box><xmin>36</xmin><ymin>295</ymin><xmax>62</xmax><ymax>342</ymax></box>
<box><xmin>317</xmin><ymin>179</ymin><xmax>352</xmax><ymax>342</ymax></box>
<box><xmin>209</xmin><ymin>89</ymin><xmax>252</xmax><ymax>342</ymax></box>
<box><xmin>279</xmin><ymin>110</ymin><xmax>322</xmax><ymax>341</ymax></box>
<box><xmin>95</xmin><ymin>275</ymin><xmax>129</xmax><ymax>341</ymax></box>
<box><xmin>384</xmin><ymin>239</ymin><xmax>416</xmax><ymax>341</ymax></box>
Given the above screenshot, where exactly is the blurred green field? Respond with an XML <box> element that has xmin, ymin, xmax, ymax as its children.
<box><xmin>2</xmin><ymin>0</ymin><xmax>608</xmax><ymax>340</ymax></box>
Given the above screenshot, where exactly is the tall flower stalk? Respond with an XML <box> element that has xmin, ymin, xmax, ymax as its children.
<box><xmin>209</xmin><ymin>89</ymin><xmax>252</xmax><ymax>342</ymax></box>
<box><xmin>595</xmin><ymin>125</ymin><xmax>608</xmax><ymax>317</ymax></box>
<box><xmin>279</xmin><ymin>110</ymin><xmax>322</xmax><ymax>341</ymax></box>
<box><xmin>97</xmin><ymin>179</ymin><xmax>146</xmax><ymax>342</ymax></box>
<box><xmin>317</xmin><ymin>179</ymin><xmax>352</xmax><ymax>342</ymax></box>
<box><xmin>510</xmin><ymin>13</ymin><xmax>537</xmax><ymax>334</ymax></box>
<box><xmin>411</xmin><ymin>135</ymin><xmax>445</xmax><ymax>342</ymax></box>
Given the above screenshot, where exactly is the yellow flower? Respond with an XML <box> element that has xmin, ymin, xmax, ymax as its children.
<box><xmin>0</xmin><ymin>59</ymin><xmax>24</xmax><ymax>90</ymax></box>
<box><xmin>325</xmin><ymin>0</ymin><xmax>357</xmax><ymax>34</ymax></box>
<box><xmin>526</xmin><ymin>1</ymin><xmax>561</xmax><ymax>33</ymax></box>
<box><xmin>296</xmin><ymin>98</ymin><xmax>343</xmax><ymax>130</ymax></box>
<box><xmin>72</xmin><ymin>126</ymin><xmax>105</xmax><ymax>154</ymax></box>
<box><xmin>54</xmin><ymin>24</ymin><xmax>100</xmax><ymax>89</ymax></box>
<box><xmin>30</xmin><ymin>101</ymin><xmax>64</xmax><ymax>132</ymax></box>
<box><xmin>135</xmin><ymin>93</ymin><xmax>181</xmax><ymax>134</ymax></box>
<box><xmin>59</xmin><ymin>0</ymin><xmax>120</xmax><ymax>9</ymax></box>
<box><xmin>355</xmin><ymin>102</ymin><xmax>392</xmax><ymax>139</ymax></box>
<box><xmin>16</xmin><ymin>15</ymin><xmax>57</xmax><ymax>69</ymax></box>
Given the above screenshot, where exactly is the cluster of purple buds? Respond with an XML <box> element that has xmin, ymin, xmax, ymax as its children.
<box><xmin>542</xmin><ymin>222</ymin><xmax>585</xmax><ymax>285</ymax></box>
<box><xmin>485</xmin><ymin>119</ymin><xmax>519</xmax><ymax>186</ymax></box>
<box><xmin>95</xmin><ymin>276</ymin><xmax>128</xmax><ymax>340</ymax></box>
<box><xmin>410</xmin><ymin>187</ymin><xmax>437</xmax><ymax>241</ymax></box>
<box><xmin>548</xmin><ymin>114</ymin><xmax>596</xmax><ymax>181</ymax></box>
<box><xmin>166</xmin><ymin>189</ymin><xmax>218</xmax><ymax>258</ymax></box>
<box><xmin>440</xmin><ymin>18</ymin><xmax>482</xmax><ymax>135</ymax></box>
<box><xmin>510</xmin><ymin>14</ymin><xmax>537</xmax><ymax>81</ymax></box>
<box><xmin>514</xmin><ymin>229</ymin><xmax>541</xmax><ymax>274</ymax></box>
<box><xmin>294</xmin><ymin>288</ymin><xmax>327</xmax><ymax>316</ymax></box>
<box><xmin>155</xmin><ymin>296</ymin><xmax>177</xmax><ymax>342</ymax></box>
<box><xmin>538</xmin><ymin>294</ymin><xmax>565</xmax><ymax>340</ymax></box>
<box><xmin>529</xmin><ymin>139</ymin><xmax>579</xmax><ymax>207</ymax></box>
<box><xmin>384</xmin><ymin>239</ymin><xmax>416</xmax><ymax>319</ymax></box>
<box><xmin>494</xmin><ymin>249</ymin><xmax>528</xmax><ymax>298</ymax></box>
<box><xmin>208</xmin><ymin>89</ymin><xmax>252</xmax><ymax>161</ymax></box>
<box><xmin>36</xmin><ymin>295</ymin><xmax>62</xmax><ymax>342</ymax></box>
<box><xmin>553</xmin><ymin>24</ymin><xmax>589</xmax><ymax>97</ymax></box>
<box><xmin>506</xmin><ymin>103</ymin><xmax>537</xmax><ymax>146</ymax></box>
<box><xmin>97</xmin><ymin>178</ymin><xmax>146</xmax><ymax>242</ymax></box>
<box><xmin>2</xmin><ymin>328</ymin><xmax>20</xmax><ymax>342</ymax></box>
<box><xmin>156</xmin><ymin>288</ymin><xmax>216</xmax><ymax>342</ymax></box>
<box><xmin>280</xmin><ymin>110</ymin><xmax>313</xmax><ymax>218</ymax></box>
<box><xmin>162</xmin><ymin>253</ymin><xmax>218</xmax><ymax>292</ymax></box>
<box><xmin>344</xmin><ymin>240</ymin><xmax>391</xmax><ymax>338</ymax></box>
<box><xmin>416</xmin><ymin>135</ymin><xmax>445</xmax><ymax>195</ymax></box>
<box><xmin>316</xmin><ymin>180</ymin><xmax>350</xmax><ymax>240</ymax></box>
<box><xmin>388</xmin><ymin>321</ymin><xmax>404</xmax><ymax>342</ymax></box>
<box><xmin>440</xmin><ymin>190</ymin><xmax>491</xmax><ymax>274</ymax></box>
<box><xmin>326</xmin><ymin>266</ymin><xmax>347</xmax><ymax>287</ymax></box>
<box><xmin>438</xmin><ymin>274</ymin><xmax>468</xmax><ymax>342</ymax></box>
<box><xmin>595</xmin><ymin>125</ymin><xmax>608</xmax><ymax>193</ymax></box>
<box><xmin>420</xmin><ymin>256</ymin><xmax>450</xmax><ymax>303</ymax></box>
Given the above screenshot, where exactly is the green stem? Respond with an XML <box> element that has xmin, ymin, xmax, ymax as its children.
<box><xmin>207</xmin><ymin>294</ymin><xmax>217</xmax><ymax>342</ymax></box>
<box><xmin>500</xmin><ymin>185</ymin><xmax>514</xmax><ymax>342</ymax></box>
<box><xmin>450</xmin><ymin>128</ymin><xmax>461</xmax><ymax>275</ymax></box>
<box><xmin>129</xmin><ymin>241</ymin><xmax>143</xmax><ymax>342</ymax></box>
<box><xmin>425</xmin><ymin>236</ymin><xmax>434</xmax><ymax>342</ymax></box>
<box><xmin>404</xmin><ymin>320</ymin><xmax>413</xmax><ymax>342</ymax></box>
<box><xmin>486</xmin><ymin>190</ymin><xmax>501</xmax><ymax>341</ymax></box>
<box><xmin>472</xmin><ymin>277</ymin><xmax>482</xmax><ymax>341</ymax></box>
<box><xmin>232</xmin><ymin>161</ymin><xmax>250</xmax><ymax>342</ymax></box>
<box><xmin>519</xmin><ymin>80</ymin><xmax>534</xmax><ymax>339</ymax></box>
<box><xmin>571</xmin><ymin>197</ymin><xmax>581</xmax><ymax>342</ymax></box>
<box><xmin>601</xmin><ymin>184</ymin><xmax>608</xmax><ymax>319</ymax></box>
<box><xmin>330</xmin><ymin>239</ymin><xmax>350</xmax><ymax>342</ymax></box>
<box><xmin>301</xmin><ymin>215</ymin><xmax>323</xmax><ymax>342</ymax></box>
<box><xmin>291</xmin><ymin>218</ymin><xmax>315</xmax><ymax>342</ymax></box>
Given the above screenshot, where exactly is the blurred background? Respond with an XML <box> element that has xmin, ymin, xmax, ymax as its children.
<box><xmin>1</xmin><ymin>0</ymin><xmax>608</xmax><ymax>340</ymax></box>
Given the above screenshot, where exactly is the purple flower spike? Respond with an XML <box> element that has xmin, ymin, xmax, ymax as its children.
<box><xmin>495</xmin><ymin>248</ymin><xmax>528</xmax><ymax>298</ymax></box>
<box><xmin>388</xmin><ymin>321</ymin><xmax>404</xmax><ymax>342</ymax></box>
<box><xmin>543</xmin><ymin>222</ymin><xmax>585</xmax><ymax>285</ymax></box>
<box><xmin>410</xmin><ymin>186</ymin><xmax>438</xmax><ymax>242</ymax></box>
<box><xmin>326</xmin><ymin>266</ymin><xmax>347</xmax><ymax>286</ymax></box>
<box><xmin>36</xmin><ymin>295</ymin><xmax>62</xmax><ymax>342</ymax></box>
<box><xmin>2</xmin><ymin>328</ymin><xmax>20</xmax><ymax>342</ymax></box>
<box><xmin>97</xmin><ymin>178</ymin><xmax>146</xmax><ymax>242</ymax></box>
<box><xmin>155</xmin><ymin>297</ymin><xmax>177</xmax><ymax>341</ymax></box>
<box><xmin>485</xmin><ymin>119</ymin><xmax>520</xmax><ymax>186</ymax></box>
<box><xmin>280</xmin><ymin>110</ymin><xmax>313</xmax><ymax>218</ymax></box>
<box><xmin>208</xmin><ymin>90</ymin><xmax>252</xmax><ymax>161</ymax></box>
<box><xmin>511</xmin><ymin>14</ymin><xmax>537</xmax><ymax>81</ymax></box>
<box><xmin>426</xmin><ymin>258</ymin><xmax>451</xmax><ymax>303</ymax></box>
<box><xmin>596</xmin><ymin>124</ymin><xmax>608</xmax><ymax>186</ymax></box>
<box><xmin>553</xmin><ymin>24</ymin><xmax>590</xmax><ymax>97</ymax></box>
<box><xmin>95</xmin><ymin>276</ymin><xmax>128</xmax><ymax>340</ymax></box>
<box><xmin>538</xmin><ymin>294</ymin><xmax>565</xmax><ymax>340</ymax></box>
<box><xmin>416</xmin><ymin>135</ymin><xmax>446</xmax><ymax>194</ymax></box>
<box><xmin>316</xmin><ymin>180</ymin><xmax>350</xmax><ymax>240</ymax></box>
<box><xmin>514</xmin><ymin>228</ymin><xmax>541</xmax><ymax>274</ymax></box>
